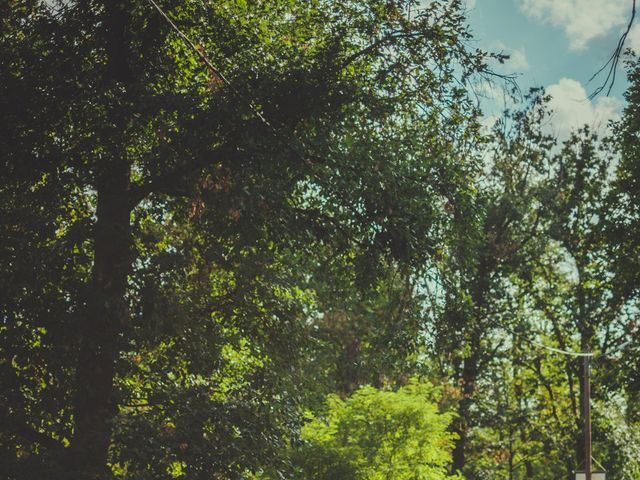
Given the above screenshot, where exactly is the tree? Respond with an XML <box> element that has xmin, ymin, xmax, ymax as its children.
<box><xmin>425</xmin><ymin>92</ymin><xmax>552</xmax><ymax>477</ymax></box>
<box><xmin>423</xmin><ymin>90</ymin><xmax>640</xmax><ymax>479</ymax></box>
<box><xmin>611</xmin><ymin>58</ymin><xmax>640</xmax><ymax>419</ymax></box>
<box><xmin>525</xmin><ymin>126</ymin><xmax>637</xmax><ymax>476</ymax></box>
<box><xmin>1</xmin><ymin>1</ymin><xmax>487</xmax><ymax>478</ymax></box>
<box><xmin>438</xmin><ymin>90</ymin><xmax>640</xmax><ymax>480</ymax></box>
<box><xmin>293</xmin><ymin>381</ymin><xmax>461</xmax><ymax>480</ymax></box>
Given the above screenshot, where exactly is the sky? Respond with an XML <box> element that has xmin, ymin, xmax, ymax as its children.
<box><xmin>466</xmin><ymin>0</ymin><xmax>637</xmax><ymax>138</ymax></box>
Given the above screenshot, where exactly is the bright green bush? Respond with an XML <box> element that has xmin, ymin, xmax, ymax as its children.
<box><xmin>295</xmin><ymin>381</ymin><xmax>461</xmax><ymax>480</ymax></box>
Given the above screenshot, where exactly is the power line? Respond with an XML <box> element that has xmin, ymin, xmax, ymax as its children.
<box><xmin>531</xmin><ymin>341</ymin><xmax>593</xmax><ymax>358</ymax></box>
<box><xmin>143</xmin><ymin>0</ymin><xmax>377</xmax><ymax>242</ymax></box>
<box><xmin>144</xmin><ymin>0</ymin><xmax>322</xmax><ymax>174</ymax></box>
<box><xmin>588</xmin><ymin>0</ymin><xmax>636</xmax><ymax>99</ymax></box>
<box><xmin>505</xmin><ymin>325</ymin><xmax>637</xmax><ymax>359</ymax></box>
<box><xmin>145</xmin><ymin>0</ymin><xmax>275</xmax><ymax>132</ymax></box>
<box><xmin>502</xmin><ymin>325</ymin><xmax>594</xmax><ymax>357</ymax></box>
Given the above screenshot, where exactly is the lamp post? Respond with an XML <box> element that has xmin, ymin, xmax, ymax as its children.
<box><xmin>575</xmin><ymin>353</ymin><xmax>605</xmax><ymax>480</ymax></box>
<box><xmin>584</xmin><ymin>354</ymin><xmax>591</xmax><ymax>480</ymax></box>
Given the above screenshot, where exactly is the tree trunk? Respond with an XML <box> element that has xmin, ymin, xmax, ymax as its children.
<box><xmin>452</xmin><ymin>346</ymin><xmax>480</xmax><ymax>475</ymax></box>
<box><xmin>71</xmin><ymin>2</ymin><xmax>133</xmax><ymax>476</ymax></box>
<box><xmin>72</xmin><ymin>166</ymin><xmax>133</xmax><ymax>478</ymax></box>
<box><xmin>575</xmin><ymin>274</ymin><xmax>593</xmax><ymax>479</ymax></box>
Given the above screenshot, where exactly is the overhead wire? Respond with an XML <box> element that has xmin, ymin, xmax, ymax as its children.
<box><xmin>588</xmin><ymin>0</ymin><xmax>636</xmax><ymax>99</ymax></box>
<box><xmin>145</xmin><ymin>0</ymin><xmax>275</xmax><ymax>130</ymax></box>
<box><xmin>143</xmin><ymin>0</ymin><xmax>376</xmax><ymax>247</ymax></box>
<box><xmin>501</xmin><ymin>324</ymin><xmax>594</xmax><ymax>357</ymax></box>
<box><xmin>503</xmin><ymin>321</ymin><xmax>638</xmax><ymax>359</ymax></box>
<box><xmin>526</xmin><ymin>340</ymin><xmax>594</xmax><ymax>358</ymax></box>
<box><xmin>144</xmin><ymin>0</ymin><xmax>323</xmax><ymax>181</ymax></box>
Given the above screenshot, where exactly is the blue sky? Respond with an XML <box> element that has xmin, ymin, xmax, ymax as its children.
<box><xmin>465</xmin><ymin>0</ymin><xmax>637</xmax><ymax>137</ymax></box>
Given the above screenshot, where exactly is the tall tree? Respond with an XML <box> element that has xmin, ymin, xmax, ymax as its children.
<box><xmin>611</xmin><ymin>56</ymin><xmax>640</xmax><ymax>423</ymax></box>
<box><xmin>1</xmin><ymin>1</ymin><xmax>487</xmax><ymax>478</ymax></box>
<box><xmin>427</xmin><ymin>93</ymin><xmax>552</xmax><ymax>477</ymax></box>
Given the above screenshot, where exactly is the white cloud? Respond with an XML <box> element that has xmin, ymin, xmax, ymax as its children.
<box><xmin>519</xmin><ymin>0</ymin><xmax>629</xmax><ymax>51</ymax></box>
<box><xmin>627</xmin><ymin>23</ymin><xmax>640</xmax><ymax>53</ymax></box>
<box><xmin>545</xmin><ymin>78</ymin><xmax>623</xmax><ymax>139</ymax></box>
<box><xmin>509</xmin><ymin>47</ymin><xmax>530</xmax><ymax>71</ymax></box>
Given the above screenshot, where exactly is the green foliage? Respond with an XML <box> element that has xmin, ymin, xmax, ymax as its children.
<box><xmin>294</xmin><ymin>381</ymin><xmax>461</xmax><ymax>480</ymax></box>
<box><xmin>422</xmin><ymin>88</ymin><xmax>640</xmax><ymax>479</ymax></box>
<box><xmin>3</xmin><ymin>1</ymin><xmax>640</xmax><ymax>479</ymax></box>
<box><xmin>0</xmin><ymin>0</ymin><xmax>487</xmax><ymax>478</ymax></box>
